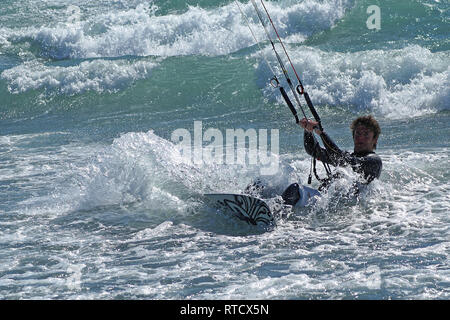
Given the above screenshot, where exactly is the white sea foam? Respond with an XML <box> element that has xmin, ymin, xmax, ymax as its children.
<box><xmin>1</xmin><ymin>0</ymin><xmax>353</xmax><ymax>96</ymax></box>
<box><xmin>258</xmin><ymin>45</ymin><xmax>450</xmax><ymax>118</ymax></box>
<box><xmin>0</xmin><ymin>1</ymin><xmax>349</xmax><ymax>95</ymax></box>
<box><xmin>3</xmin><ymin>0</ymin><xmax>351</xmax><ymax>59</ymax></box>
<box><xmin>1</xmin><ymin>58</ymin><xmax>158</xmax><ymax>95</ymax></box>
<box><xmin>0</xmin><ymin>30</ymin><xmax>9</xmax><ymax>47</ymax></box>
<box><xmin>2</xmin><ymin>129</ymin><xmax>448</xmax><ymax>299</ymax></box>
<box><xmin>33</xmin><ymin>129</ymin><xmax>291</xmax><ymax>218</ymax></box>
<box><xmin>1</xmin><ymin>0</ymin><xmax>449</xmax><ymax>302</ymax></box>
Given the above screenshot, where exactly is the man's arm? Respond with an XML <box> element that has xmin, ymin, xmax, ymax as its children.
<box><xmin>304</xmin><ymin>130</ymin><xmax>350</xmax><ymax>167</ymax></box>
<box><xmin>301</xmin><ymin>118</ymin><xmax>333</xmax><ymax>163</ymax></box>
<box><xmin>304</xmin><ymin>131</ymin><xmax>331</xmax><ymax>163</ymax></box>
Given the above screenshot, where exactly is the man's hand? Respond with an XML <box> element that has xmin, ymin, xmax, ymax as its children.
<box><xmin>299</xmin><ymin>118</ymin><xmax>322</xmax><ymax>135</ymax></box>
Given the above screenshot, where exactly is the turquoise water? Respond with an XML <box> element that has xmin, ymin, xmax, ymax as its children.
<box><xmin>0</xmin><ymin>0</ymin><xmax>449</xmax><ymax>299</ymax></box>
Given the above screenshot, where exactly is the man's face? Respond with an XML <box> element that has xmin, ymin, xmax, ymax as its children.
<box><xmin>353</xmin><ymin>125</ymin><xmax>378</xmax><ymax>153</ymax></box>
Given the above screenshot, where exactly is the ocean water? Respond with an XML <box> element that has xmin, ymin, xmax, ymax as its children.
<box><xmin>0</xmin><ymin>0</ymin><xmax>449</xmax><ymax>300</ymax></box>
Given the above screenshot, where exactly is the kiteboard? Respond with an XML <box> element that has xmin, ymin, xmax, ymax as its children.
<box><xmin>205</xmin><ymin>184</ymin><xmax>321</xmax><ymax>227</ymax></box>
<box><xmin>204</xmin><ymin>193</ymin><xmax>275</xmax><ymax>227</ymax></box>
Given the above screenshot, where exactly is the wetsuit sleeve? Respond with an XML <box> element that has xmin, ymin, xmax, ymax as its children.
<box><xmin>318</xmin><ymin>131</ymin><xmax>351</xmax><ymax>166</ymax></box>
<box><xmin>304</xmin><ymin>130</ymin><xmax>348</xmax><ymax>166</ymax></box>
<box><xmin>304</xmin><ymin>131</ymin><xmax>332</xmax><ymax>163</ymax></box>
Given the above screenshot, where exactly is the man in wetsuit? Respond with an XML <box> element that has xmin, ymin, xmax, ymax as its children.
<box><xmin>281</xmin><ymin>115</ymin><xmax>382</xmax><ymax>205</ymax></box>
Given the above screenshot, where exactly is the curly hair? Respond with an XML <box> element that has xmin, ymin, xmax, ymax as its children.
<box><xmin>350</xmin><ymin>115</ymin><xmax>381</xmax><ymax>148</ymax></box>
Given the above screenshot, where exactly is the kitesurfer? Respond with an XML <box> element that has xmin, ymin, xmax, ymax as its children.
<box><xmin>281</xmin><ymin>115</ymin><xmax>383</xmax><ymax>205</ymax></box>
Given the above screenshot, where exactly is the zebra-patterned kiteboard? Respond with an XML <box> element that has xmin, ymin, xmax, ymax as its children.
<box><xmin>205</xmin><ymin>193</ymin><xmax>275</xmax><ymax>227</ymax></box>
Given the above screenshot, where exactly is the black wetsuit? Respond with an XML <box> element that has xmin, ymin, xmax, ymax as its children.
<box><xmin>252</xmin><ymin>130</ymin><xmax>382</xmax><ymax>206</ymax></box>
<box><xmin>304</xmin><ymin>130</ymin><xmax>382</xmax><ymax>190</ymax></box>
<box><xmin>281</xmin><ymin>130</ymin><xmax>382</xmax><ymax>205</ymax></box>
